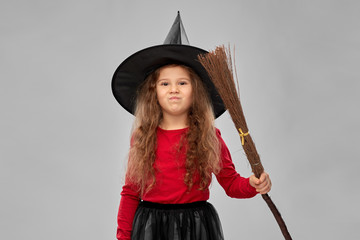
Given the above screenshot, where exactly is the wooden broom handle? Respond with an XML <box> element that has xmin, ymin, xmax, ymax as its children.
<box><xmin>262</xmin><ymin>194</ymin><xmax>293</xmax><ymax>240</ymax></box>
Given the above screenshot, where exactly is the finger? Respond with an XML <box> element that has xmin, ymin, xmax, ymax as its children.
<box><xmin>256</xmin><ymin>179</ymin><xmax>269</xmax><ymax>188</ymax></box>
<box><xmin>257</xmin><ymin>181</ymin><xmax>272</xmax><ymax>194</ymax></box>
<box><xmin>260</xmin><ymin>185</ymin><xmax>271</xmax><ymax>194</ymax></box>
<box><xmin>250</xmin><ymin>175</ymin><xmax>260</xmax><ymax>186</ymax></box>
<box><xmin>254</xmin><ymin>176</ymin><xmax>268</xmax><ymax>188</ymax></box>
<box><xmin>255</xmin><ymin>182</ymin><xmax>266</xmax><ymax>189</ymax></box>
<box><xmin>259</xmin><ymin>172</ymin><xmax>268</xmax><ymax>183</ymax></box>
<box><xmin>255</xmin><ymin>178</ymin><xmax>270</xmax><ymax>190</ymax></box>
<box><xmin>257</xmin><ymin>186</ymin><xmax>270</xmax><ymax>194</ymax></box>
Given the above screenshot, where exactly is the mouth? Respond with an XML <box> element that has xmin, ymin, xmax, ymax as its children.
<box><xmin>169</xmin><ymin>97</ymin><xmax>180</xmax><ymax>100</ymax></box>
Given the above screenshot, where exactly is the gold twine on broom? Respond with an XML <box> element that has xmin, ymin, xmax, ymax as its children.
<box><xmin>198</xmin><ymin>45</ymin><xmax>292</xmax><ymax>240</ymax></box>
<box><xmin>238</xmin><ymin>128</ymin><xmax>249</xmax><ymax>146</ymax></box>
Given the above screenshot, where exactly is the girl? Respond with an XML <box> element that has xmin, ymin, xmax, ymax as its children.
<box><xmin>112</xmin><ymin>13</ymin><xmax>271</xmax><ymax>240</ymax></box>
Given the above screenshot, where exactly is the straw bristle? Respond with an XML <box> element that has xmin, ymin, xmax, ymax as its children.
<box><xmin>198</xmin><ymin>46</ymin><xmax>247</xmax><ymax>132</ymax></box>
<box><xmin>198</xmin><ymin>45</ymin><xmax>264</xmax><ymax>177</ymax></box>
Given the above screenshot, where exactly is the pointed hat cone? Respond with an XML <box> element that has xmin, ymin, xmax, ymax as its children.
<box><xmin>164</xmin><ymin>11</ymin><xmax>189</xmax><ymax>45</ymax></box>
<box><xmin>112</xmin><ymin>12</ymin><xmax>225</xmax><ymax>118</ymax></box>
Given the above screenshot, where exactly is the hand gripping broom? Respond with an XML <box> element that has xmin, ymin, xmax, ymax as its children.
<box><xmin>198</xmin><ymin>46</ymin><xmax>292</xmax><ymax>240</ymax></box>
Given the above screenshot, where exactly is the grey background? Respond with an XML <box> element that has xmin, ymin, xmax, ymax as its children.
<box><xmin>1</xmin><ymin>0</ymin><xmax>359</xmax><ymax>239</ymax></box>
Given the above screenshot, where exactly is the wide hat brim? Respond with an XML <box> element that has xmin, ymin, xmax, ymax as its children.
<box><xmin>111</xmin><ymin>44</ymin><xmax>226</xmax><ymax>118</ymax></box>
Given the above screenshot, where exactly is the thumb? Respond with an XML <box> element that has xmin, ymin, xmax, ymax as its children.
<box><xmin>249</xmin><ymin>175</ymin><xmax>260</xmax><ymax>187</ymax></box>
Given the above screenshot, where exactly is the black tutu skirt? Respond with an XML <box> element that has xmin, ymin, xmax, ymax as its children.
<box><xmin>131</xmin><ymin>201</ymin><xmax>224</xmax><ymax>240</ymax></box>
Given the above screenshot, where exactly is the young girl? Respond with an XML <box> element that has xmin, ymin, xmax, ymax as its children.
<box><xmin>112</xmin><ymin>13</ymin><xmax>271</xmax><ymax>240</ymax></box>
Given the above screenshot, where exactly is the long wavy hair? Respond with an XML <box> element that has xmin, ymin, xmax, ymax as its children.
<box><xmin>126</xmin><ymin>64</ymin><xmax>221</xmax><ymax>196</ymax></box>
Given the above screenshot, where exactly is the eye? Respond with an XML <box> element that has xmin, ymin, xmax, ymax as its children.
<box><xmin>179</xmin><ymin>81</ymin><xmax>188</xmax><ymax>86</ymax></box>
<box><xmin>159</xmin><ymin>82</ymin><xmax>169</xmax><ymax>86</ymax></box>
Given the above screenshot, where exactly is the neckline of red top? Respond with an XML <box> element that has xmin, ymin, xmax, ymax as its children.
<box><xmin>157</xmin><ymin>126</ymin><xmax>189</xmax><ymax>132</ymax></box>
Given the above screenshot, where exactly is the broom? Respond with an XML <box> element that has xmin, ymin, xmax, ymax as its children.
<box><xmin>198</xmin><ymin>45</ymin><xmax>292</xmax><ymax>240</ymax></box>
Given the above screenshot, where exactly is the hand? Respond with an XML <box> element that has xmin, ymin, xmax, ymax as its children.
<box><xmin>249</xmin><ymin>172</ymin><xmax>272</xmax><ymax>194</ymax></box>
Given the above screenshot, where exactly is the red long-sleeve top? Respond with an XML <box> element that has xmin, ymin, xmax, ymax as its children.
<box><xmin>116</xmin><ymin>127</ymin><xmax>258</xmax><ymax>240</ymax></box>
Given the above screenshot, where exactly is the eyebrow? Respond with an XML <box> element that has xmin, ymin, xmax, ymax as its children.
<box><xmin>157</xmin><ymin>77</ymin><xmax>190</xmax><ymax>82</ymax></box>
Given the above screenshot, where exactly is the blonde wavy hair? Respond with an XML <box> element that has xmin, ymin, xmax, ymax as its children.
<box><xmin>126</xmin><ymin>64</ymin><xmax>221</xmax><ymax>196</ymax></box>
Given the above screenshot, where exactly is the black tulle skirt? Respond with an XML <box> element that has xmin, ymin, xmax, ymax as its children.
<box><xmin>131</xmin><ymin>201</ymin><xmax>224</xmax><ymax>240</ymax></box>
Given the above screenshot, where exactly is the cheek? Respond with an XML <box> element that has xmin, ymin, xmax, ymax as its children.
<box><xmin>188</xmin><ymin>89</ymin><xmax>194</xmax><ymax>101</ymax></box>
<box><xmin>155</xmin><ymin>89</ymin><xmax>165</xmax><ymax>106</ymax></box>
<box><xmin>155</xmin><ymin>88</ymin><xmax>161</xmax><ymax>101</ymax></box>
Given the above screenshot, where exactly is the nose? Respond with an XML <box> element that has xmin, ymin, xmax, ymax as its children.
<box><xmin>170</xmin><ymin>84</ymin><xmax>179</xmax><ymax>93</ymax></box>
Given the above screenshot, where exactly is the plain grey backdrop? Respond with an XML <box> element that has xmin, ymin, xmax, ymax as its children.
<box><xmin>1</xmin><ymin>0</ymin><xmax>359</xmax><ymax>239</ymax></box>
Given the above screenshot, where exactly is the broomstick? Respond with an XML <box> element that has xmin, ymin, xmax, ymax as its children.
<box><xmin>198</xmin><ymin>46</ymin><xmax>292</xmax><ymax>240</ymax></box>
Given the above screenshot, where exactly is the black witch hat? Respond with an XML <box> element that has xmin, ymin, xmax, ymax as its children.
<box><xmin>111</xmin><ymin>12</ymin><xmax>225</xmax><ymax>118</ymax></box>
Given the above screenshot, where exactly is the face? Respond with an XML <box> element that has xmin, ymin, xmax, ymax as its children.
<box><xmin>156</xmin><ymin>65</ymin><xmax>193</xmax><ymax>118</ymax></box>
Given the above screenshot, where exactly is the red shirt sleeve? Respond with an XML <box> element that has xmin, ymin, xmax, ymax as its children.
<box><xmin>215</xmin><ymin>129</ymin><xmax>258</xmax><ymax>198</ymax></box>
<box><xmin>116</xmin><ymin>177</ymin><xmax>140</xmax><ymax>240</ymax></box>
